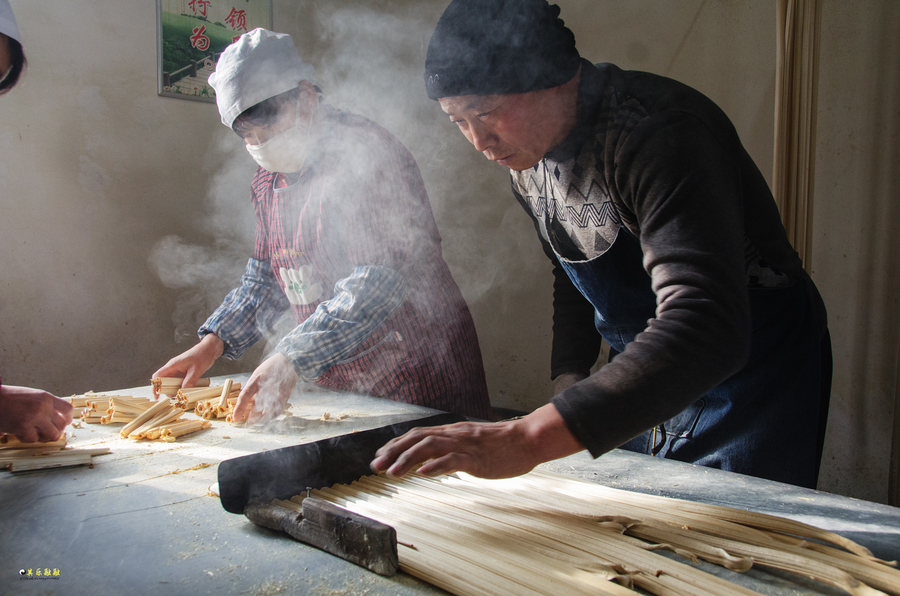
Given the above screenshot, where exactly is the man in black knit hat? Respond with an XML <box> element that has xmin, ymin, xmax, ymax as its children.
<box><xmin>372</xmin><ymin>0</ymin><xmax>832</xmax><ymax>488</ymax></box>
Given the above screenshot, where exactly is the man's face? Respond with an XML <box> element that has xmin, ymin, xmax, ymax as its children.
<box><xmin>439</xmin><ymin>87</ymin><xmax>569</xmax><ymax>171</ymax></box>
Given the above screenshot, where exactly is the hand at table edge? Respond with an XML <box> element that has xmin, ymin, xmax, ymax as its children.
<box><xmin>0</xmin><ymin>385</ymin><xmax>73</xmax><ymax>443</ymax></box>
<box><xmin>369</xmin><ymin>403</ymin><xmax>584</xmax><ymax>480</ymax></box>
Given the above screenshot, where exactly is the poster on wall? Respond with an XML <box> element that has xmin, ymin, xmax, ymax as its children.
<box><xmin>157</xmin><ymin>0</ymin><xmax>273</xmax><ymax>102</ymax></box>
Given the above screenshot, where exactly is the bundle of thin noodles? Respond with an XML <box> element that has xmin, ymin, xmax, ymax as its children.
<box><xmin>174</xmin><ymin>381</ymin><xmax>241</xmax><ymax>411</ymax></box>
<box><xmin>151</xmin><ymin>376</ymin><xmax>210</xmax><ymax>397</ymax></box>
<box><xmin>101</xmin><ymin>396</ymin><xmax>155</xmax><ymax>425</ymax></box>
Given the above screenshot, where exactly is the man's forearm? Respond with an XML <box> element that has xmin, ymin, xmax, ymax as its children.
<box><xmin>518</xmin><ymin>403</ymin><xmax>585</xmax><ymax>468</ymax></box>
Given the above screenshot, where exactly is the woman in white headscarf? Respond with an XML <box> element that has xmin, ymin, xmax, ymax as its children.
<box><xmin>0</xmin><ymin>0</ymin><xmax>74</xmax><ymax>441</ymax></box>
<box><xmin>153</xmin><ymin>29</ymin><xmax>492</xmax><ymax>424</ymax></box>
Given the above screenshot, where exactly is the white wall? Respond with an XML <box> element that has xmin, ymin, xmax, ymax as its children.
<box><xmin>0</xmin><ymin>0</ymin><xmax>261</xmax><ymax>392</ymax></box>
<box><xmin>813</xmin><ymin>0</ymin><xmax>900</xmax><ymax>503</ymax></box>
<box><xmin>1</xmin><ymin>1</ymin><xmax>896</xmax><ymax>502</ymax></box>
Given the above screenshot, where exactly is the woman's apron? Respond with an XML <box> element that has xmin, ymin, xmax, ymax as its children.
<box><xmin>259</xmin><ymin>172</ymin><xmax>492</xmax><ymax>420</ymax></box>
<box><xmin>555</xmin><ymin>226</ymin><xmax>825</xmax><ymax>488</ymax></box>
<box><xmin>266</xmin><ymin>175</ymin><xmax>411</xmax><ymax>397</ymax></box>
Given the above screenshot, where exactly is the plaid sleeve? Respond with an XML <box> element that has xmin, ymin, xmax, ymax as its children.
<box><xmin>199</xmin><ymin>258</ymin><xmax>290</xmax><ymax>360</ymax></box>
<box><xmin>274</xmin><ymin>265</ymin><xmax>406</xmax><ymax>381</ymax></box>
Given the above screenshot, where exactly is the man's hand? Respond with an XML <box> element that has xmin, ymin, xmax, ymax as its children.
<box><xmin>0</xmin><ymin>385</ymin><xmax>74</xmax><ymax>443</ymax></box>
<box><xmin>152</xmin><ymin>334</ymin><xmax>225</xmax><ymax>396</ymax></box>
<box><xmin>231</xmin><ymin>353</ymin><xmax>298</xmax><ymax>425</ymax></box>
<box><xmin>370</xmin><ymin>404</ymin><xmax>584</xmax><ymax>479</ymax></box>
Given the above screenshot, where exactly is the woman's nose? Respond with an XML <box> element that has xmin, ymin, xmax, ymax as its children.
<box><xmin>244</xmin><ymin>132</ymin><xmax>263</xmax><ymax>146</ymax></box>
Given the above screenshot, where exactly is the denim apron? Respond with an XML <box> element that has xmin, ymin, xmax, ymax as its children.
<box><xmin>555</xmin><ymin>226</ymin><xmax>825</xmax><ymax>488</ymax></box>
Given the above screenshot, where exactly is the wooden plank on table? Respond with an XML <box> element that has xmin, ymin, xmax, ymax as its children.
<box><xmin>10</xmin><ymin>452</ymin><xmax>94</xmax><ymax>472</ymax></box>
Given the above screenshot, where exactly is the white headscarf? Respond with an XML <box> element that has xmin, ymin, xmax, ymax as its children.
<box><xmin>0</xmin><ymin>0</ymin><xmax>21</xmax><ymax>43</ymax></box>
<box><xmin>208</xmin><ymin>28</ymin><xmax>316</xmax><ymax>129</ymax></box>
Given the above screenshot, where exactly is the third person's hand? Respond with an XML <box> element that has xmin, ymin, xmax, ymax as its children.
<box><xmin>0</xmin><ymin>385</ymin><xmax>73</xmax><ymax>443</ymax></box>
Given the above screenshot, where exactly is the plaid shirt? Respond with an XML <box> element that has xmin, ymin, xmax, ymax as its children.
<box><xmin>200</xmin><ymin>258</ymin><xmax>287</xmax><ymax>360</ymax></box>
<box><xmin>199</xmin><ymin>105</ymin><xmax>491</xmax><ymax>419</ymax></box>
<box><xmin>200</xmin><ymin>259</ymin><xmax>404</xmax><ymax>381</ymax></box>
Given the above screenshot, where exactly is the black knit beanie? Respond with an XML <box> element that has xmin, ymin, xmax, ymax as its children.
<box><xmin>424</xmin><ymin>0</ymin><xmax>580</xmax><ymax>100</ymax></box>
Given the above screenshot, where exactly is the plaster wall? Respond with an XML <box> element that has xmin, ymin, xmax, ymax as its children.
<box><xmin>812</xmin><ymin>0</ymin><xmax>900</xmax><ymax>503</ymax></box>
<box><xmin>0</xmin><ymin>1</ymin><xmax>257</xmax><ymax>391</ymax></box>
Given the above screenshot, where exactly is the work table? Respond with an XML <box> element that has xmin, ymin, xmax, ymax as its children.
<box><xmin>1</xmin><ymin>375</ymin><xmax>898</xmax><ymax>596</ymax></box>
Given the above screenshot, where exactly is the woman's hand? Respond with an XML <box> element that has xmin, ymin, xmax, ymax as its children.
<box><xmin>152</xmin><ymin>334</ymin><xmax>224</xmax><ymax>396</ymax></box>
<box><xmin>231</xmin><ymin>353</ymin><xmax>298</xmax><ymax>425</ymax></box>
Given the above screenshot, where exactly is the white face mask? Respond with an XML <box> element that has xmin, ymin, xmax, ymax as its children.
<box><xmin>245</xmin><ymin>98</ymin><xmax>316</xmax><ymax>174</ymax></box>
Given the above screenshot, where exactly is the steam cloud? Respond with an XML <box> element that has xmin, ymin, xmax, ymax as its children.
<box><xmin>148</xmin><ymin>130</ymin><xmax>290</xmax><ymax>348</ymax></box>
<box><xmin>148</xmin><ymin>5</ymin><xmax>506</xmax><ymax>420</ymax></box>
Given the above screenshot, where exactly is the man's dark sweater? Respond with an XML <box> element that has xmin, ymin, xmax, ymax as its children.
<box><xmin>511</xmin><ymin>60</ymin><xmax>826</xmax><ymax>459</ymax></box>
